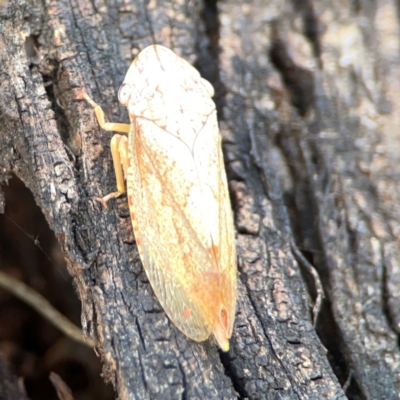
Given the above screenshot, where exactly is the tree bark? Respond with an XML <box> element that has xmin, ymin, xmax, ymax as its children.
<box><xmin>0</xmin><ymin>355</ymin><xmax>30</xmax><ymax>400</ymax></box>
<box><xmin>1</xmin><ymin>0</ymin><xmax>399</xmax><ymax>399</ymax></box>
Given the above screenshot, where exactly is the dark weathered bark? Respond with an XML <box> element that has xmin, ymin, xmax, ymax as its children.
<box><xmin>217</xmin><ymin>1</ymin><xmax>400</xmax><ymax>399</ymax></box>
<box><xmin>1</xmin><ymin>0</ymin><xmax>399</xmax><ymax>399</ymax></box>
<box><xmin>0</xmin><ymin>355</ymin><xmax>30</xmax><ymax>400</ymax></box>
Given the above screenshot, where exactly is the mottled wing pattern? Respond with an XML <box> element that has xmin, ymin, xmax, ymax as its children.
<box><xmin>123</xmin><ymin>45</ymin><xmax>236</xmax><ymax>344</ymax></box>
<box><xmin>127</xmin><ymin>124</ymin><xmax>212</xmax><ymax>340</ymax></box>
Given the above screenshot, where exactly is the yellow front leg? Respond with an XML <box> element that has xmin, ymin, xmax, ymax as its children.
<box><xmin>77</xmin><ymin>90</ymin><xmax>130</xmax><ymax>206</ymax></box>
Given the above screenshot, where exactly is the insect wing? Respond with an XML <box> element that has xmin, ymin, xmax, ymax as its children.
<box><xmin>124</xmin><ymin>45</ymin><xmax>237</xmax><ymax>344</ymax></box>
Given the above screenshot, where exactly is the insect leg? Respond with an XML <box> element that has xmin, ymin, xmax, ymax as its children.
<box><xmin>77</xmin><ymin>89</ymin><xmax>130</xmax><ymax>134</ymax></box>
<box><xmin>77</xmin><ymin>89</ymin><xmax>131</xmax><ymax>206</ymax></box>
<box><xmin>98</xmin><ymin>134</ymin><xmax>129</xmax><ymax>206</ymax></box>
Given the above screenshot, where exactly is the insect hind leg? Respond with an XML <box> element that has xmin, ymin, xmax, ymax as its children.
<box><xmin>98</xmin><ymin>134</ymin><xmax>129</xmax><ymax>207</ymax></box>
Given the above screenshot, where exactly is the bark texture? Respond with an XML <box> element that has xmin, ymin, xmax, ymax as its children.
<box><xmin>1</xmin><ymin>0</ymin><xmax>399</xmax><ymax>399</ymax></box>
<box><xmin>0</xmin><ymin>355</ymin><xmax>30</xmax><ymax>400</ymax></box>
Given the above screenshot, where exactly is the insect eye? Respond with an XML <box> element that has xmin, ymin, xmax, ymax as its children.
<box><xmin>118</xmin><ymin>83</ymin><xmax>131</xmax><ymax>106</ymax></box>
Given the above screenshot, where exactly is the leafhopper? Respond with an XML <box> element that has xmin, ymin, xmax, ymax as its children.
<box><xmin>78</xmin><ymin>45</ymin><xmax>237</xmax><ymax>351</ymax></box>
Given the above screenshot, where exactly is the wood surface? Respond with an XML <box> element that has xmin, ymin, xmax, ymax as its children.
<box><xmin>1</xmin><ymin>0</ymin><xmax>399</xmax><ymax>398</ymax></box>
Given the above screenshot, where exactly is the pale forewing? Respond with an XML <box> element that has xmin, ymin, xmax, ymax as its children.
<box><xmin>123</xmin><ymin>44</ymin><xmax>237</xmax><ymax>343</ymax></box>
<box><xmin>127</xmin><ymin>121</ymin><xmax>214</xmax><ymax>340</ymax></box>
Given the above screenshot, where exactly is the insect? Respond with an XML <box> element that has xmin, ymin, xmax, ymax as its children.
<box><xmin>77</xmin><ymin>45</ymin><xmax>237</xmax><ymax>351</ymax></box>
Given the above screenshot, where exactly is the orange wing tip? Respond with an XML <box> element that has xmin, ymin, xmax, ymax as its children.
<box><xmin>213</xmin><ymin>326</ymin><xmax>230</xmax><ymax>352</ymax></box>
<box><xmin>212</xmin><ymin>306</ymin><xmax>231</xmax><ymax>351</ymax></box>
